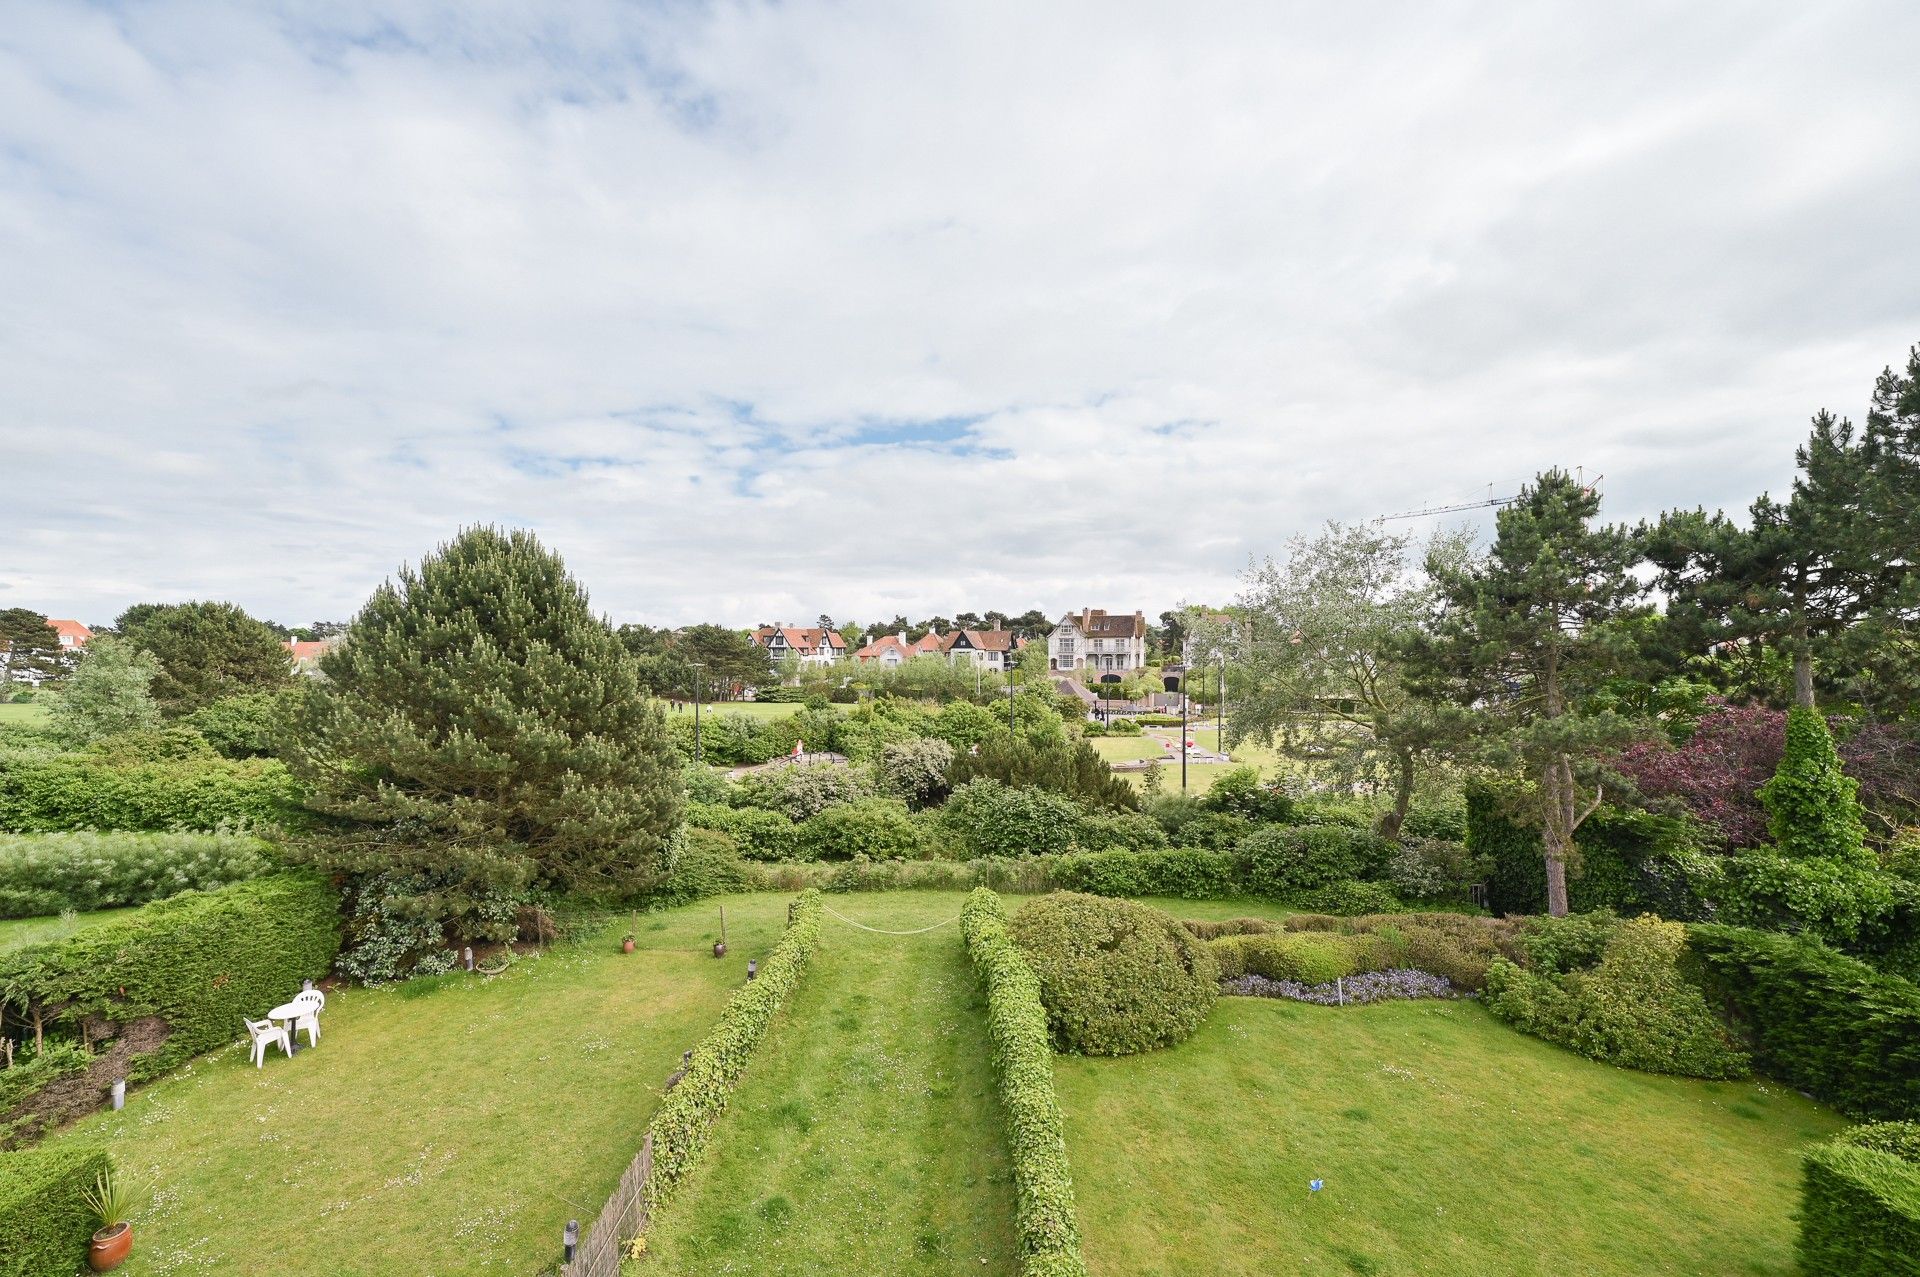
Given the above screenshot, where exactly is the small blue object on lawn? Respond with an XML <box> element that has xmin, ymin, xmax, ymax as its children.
<box><xmin>1309</xmin><ymin>1179</ymin><xmax>1324</xmax><ymax>1192</ymax></box>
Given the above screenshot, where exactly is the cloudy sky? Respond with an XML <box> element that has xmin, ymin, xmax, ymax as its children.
<box><xmin>4</xmin><ymin>2</ymin><xmax>1916</xmax><ymax>631</ymax></box>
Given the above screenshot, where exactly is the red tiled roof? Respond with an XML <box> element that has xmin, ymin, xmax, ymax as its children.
<box><xmin>1063</xmin><ymin>609</ymin><xmax>1146</xmax><ymax>640</ymax></box>
<box><xmin>285</xmin><ymin>640</ymin><xmax>335</xmax><ymax>664</ymax></box>
<box><xmin>753</xmin><ymin>627</ymin><xmax>846</xmax><ymax>652</ymax></box>
<box><xmin>944</xmin><ymin>629</ymin><xmax>1018</xmax><ymax>653</ymax></box>
<box><xmin>46</xmin><ymin>619</ymin><xmax>91</xmax><ymax>644</ymax></box>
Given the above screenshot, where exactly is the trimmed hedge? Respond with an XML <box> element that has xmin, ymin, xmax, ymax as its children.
<box><xmin>0</xmin><ymin>754</ymin><xmax>302</xmax><ymax>833</ymax></box>
<box><xmin>1009</xmin><ymin>893</ymin><xmax>1217</xmax><ymax>1056</ymax></box>
<box><xmin>960</xmin><ymin>889</ymin><xmax>1088</xmax><ymax>1277</ymax></box>
<box><xmin>0</xmin><ymin>1142</ymin><xmax>112</xmax><ymax>1276</ymax></box>
<box><xmin>1049</xmin><ymin>847</ymin><xmax>1234</xmax><ymax>899</ymax></box>
<box><xmin>0</xmin><ymin>875</ymin><xmax>341</xmax><ymax>1096</ymax></box>
<box><xmin>0</xmin><ymin>831</ymin><xmax>276</xmax><ymax>918</ymax></box>
<box><xmin>1798</xmin><ymin>1122</ymin><xmax>1920</xmax><ymax>1275</ymax></box>
<box><xmin>643</xmin><ymin>890</ymin><xmax>823</xmax><ymax>1211</ymax></box>
<box><xmin>1685</xmin><ymin>924</ymin><xmax>1920</xmax><ymax>1120</ymax></box>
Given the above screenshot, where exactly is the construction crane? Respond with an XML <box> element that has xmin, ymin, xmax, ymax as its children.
<box><xmin>1379</xmin><ymin>469</ymin><xmax>1602</xmax><ymax>521</ymax></box>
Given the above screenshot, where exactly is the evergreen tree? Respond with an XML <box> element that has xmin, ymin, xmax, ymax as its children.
<box><xmin>0</xmin><ymin>608</ymin><xmax>63</xmax><ymax>687</ymax></box>
<box><xmin>115</xmin><ymin>600</ymin><xmax>293</xmax><ymax>714</ymax></box>
<box><xmin>1408</xmin><ymin>470</ymin><xmax>1645</xmax><ymax>916</ymax></box>
<box><xmin>1759</xmin><ymin>706</ymin><xmax>1870</xmax><ymax>862</ymax></box>
<box><xmin>46</xmin><ymin>634</ymin><xmax>162</xmax><ymax>745</ymax></box>
<box><xmin>288</xmin><ymin>526</ymin><xmax>681</xmax><ymax>898</ymax></box>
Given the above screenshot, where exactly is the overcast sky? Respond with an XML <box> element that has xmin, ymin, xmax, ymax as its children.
<box><xmin>3</xmin><ymin>2</ymin><xmax>1916</xmax><ymax>631</ymax></box>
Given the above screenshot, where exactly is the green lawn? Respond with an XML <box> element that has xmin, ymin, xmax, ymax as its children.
<box><xmin>641</xmin><ymin>891</ymin><xmax>1017</xmax><ymax>1275</ymax></box>
<box><xmin>42</xmin><ymin>894</ymin><xmax>798</xmax><ymax>1277</ymax></box>
<box><xmin>1090</xmin><ymin>736</ymin><xmax>1174</xmax><ymax>764</ymax></box>
<box><xmin>1054</xmin><ymin>996</ymin><xmax>1844</xmax><ymax>1277</ymax></box>
<box><xmin>662</xmin><ymin>701</ymin><xmax>841</xmax><ymax>722</ymax></box>
<box><xmin>0</xmin><ymin>702</ymin><xmax>48</xmax><ymax>725</ymax></box>
<box><xmin>0</xmin><ymin>907</ymin><xmax>134</xmax><ymax>953</ymax></box>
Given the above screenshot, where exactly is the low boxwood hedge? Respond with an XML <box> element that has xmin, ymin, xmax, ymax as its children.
<box><xmin>1685</xmin><ymin>923</ymin><xmax>1920</xmax><ymax>1120</ymax></box>
<box><xmin>0</xmin><ymin>753</ymin><xmax>303</xmax><ymax>834</ymax></box>
<box><xmin>0</xmin><ymin>830</ymin><xmax>276</xmax><ymax>918</ymax></box>
<box><xmin>1798</xmin><ymin>1122</ymin><xmax>1920</xmax><ymax>1275</ymax></box>
<box><xmin>0</xmin><ymin>1142</ymin><xmax>112</xmax><ymax>1276</ymax></box>
<box><xmin>643</xmin><ymin>890</ymin><xmax>823</xmax><ymax>1212</ymax></box>
<box><xmin>961</xmin><ymin>888</ymin><xmax>1087</xmax><ymax>1277</ymax></box>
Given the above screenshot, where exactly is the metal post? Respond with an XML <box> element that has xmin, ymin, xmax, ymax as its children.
<box><xmin>563</xmin><ymin>1220</ymin><xmax>579</xmax><ymax>1263</ymax></box>
<box><xmin>689</xmin><ymin>662</ymin><xmax>705</xmax><ymax>764</ymax></box>
<box><xmin>1219</xmin><ymin>658</ymin><xmax>1227</xmax><ymax>755</ymax></box>
<box><xmin>1167</xmin><ymin>683</ymin><xmax>1182</xmax><ymax>791</ymax></box>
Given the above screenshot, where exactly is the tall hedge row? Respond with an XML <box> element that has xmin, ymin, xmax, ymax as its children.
<box><xmin>1797</xmin><ymin>1123</ymin><xmax>1920</xmax><ymax>1276</ymax></box>
<box><xmin>0</xmin><ymin>875</ymin><xmax>341</xmax><ymax>1089</ymax></box>
<box><xmin>0</xmin><ymin>754</ymin><xmax>302</xmax><ymax>833</ymax></box>
<box><xmin>0</xmin><ymin>1142</ymin><xmax>112</xmax><ymax>1276</ymax></box>
<box><xmin>960</xmin><ymin>888</ymin><xmax>1087</xmax><ymax>1277</ymax></box>
<box><xmin>0</xmin><ymin>831</ymin><xmax>276</xmax><ymax>918</ymax></box>
<box><xmin>643</xmin><ymin>890</ymin><xmax>823</xmax><ymax>1212</ymax></box>
<box><xmin>1685</xmin><ymin>924</ymin><xmax>1920</xmax><ymax>1121</ymax></box>
<box><xmin>1468</xmin><ymin>787</ymin><xmax>1696</xmax><ymax>916</ymax></box>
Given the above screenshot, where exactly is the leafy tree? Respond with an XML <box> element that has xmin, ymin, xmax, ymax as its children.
<box><xmin>1409</xmin><ymin>470</ymin><xmax>1646</xmax><ymax>916</ymax></box>
<box><xmin>287</xmin><ymin>526</ymin><xmax>681</xmax><ymax>900</ymax></box>
<box><xmin>0</xmin><ymin>609</ymin><xmax>63</xmax><ymax>687</ymax></box>
<box><xmin>1615</xmin><ymin>699</ymin><xmax>1784</xmax><ymax>849</ymax></box>
<box><xmin>114</xmin><ymin>600</ymin><xmax>292</xmax><ymax>715</ymax></box>
<box><xmin>617</xmin><ymin>622</ymin><xmax>772</xmax><ymax>700</ymax></box>
<box><xmin>948</xmin><ymin>732</ymin><xmax>1137</xmax><ymax>811</ymax></box>
<box><xmin>1760</xmin><ymin>707</ymin><xmax>1870</xmax><ymax>862</ymax></box>
<box><xmin>1233</xmin><ymin>521</ymin><xmax>1461</xmax><ymax>838</ymax></box>
<box><xmin>185</xmin><ymin>688</ymin><xmax>305</xmax><ymax>759</ymax></box>
<box><xmin>45</xmin><ymin>635</ymin><xmax>162</xmax><ymax>745</ymax></box>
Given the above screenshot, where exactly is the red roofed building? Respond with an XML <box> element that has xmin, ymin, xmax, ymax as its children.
<box><xmin>46</xmin><ymin>619</ymin><xmax>91</xmax><ymax>651</ymax></box>
<box><xmin>285</xmin><ymin>637</ymin><xmax>343</xmax><ymax>675</ymax></box>
<box><xmin>940</xmin><ymin>629</ymin><xmax>1026</xmax><ymax>673</ymax></box>
<box><xmin>750</xmin><ymin>625</ymin><xmax>848</xmax><ymax>668</ymax></box>
<box><xmin>852</xmin><ymin>631</ymin><xmax>944</xmax><ymax>667</ymax></box>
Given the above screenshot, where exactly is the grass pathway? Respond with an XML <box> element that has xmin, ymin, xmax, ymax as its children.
<box><xmin>641</xmin><ymin>891</ymin><xmax>1018</xmax><ymax>1276</ymax></box>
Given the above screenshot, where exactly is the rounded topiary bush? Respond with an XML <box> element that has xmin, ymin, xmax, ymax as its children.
<box><xmin>1009</xmin><ymin>892</ymin><xmax>1218</xmax><ymax>1055</ymax></box>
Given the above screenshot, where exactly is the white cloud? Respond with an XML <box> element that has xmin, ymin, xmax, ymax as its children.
<box><xmin>2</xmin><ymin>1</ymin><xmax>1916</xmax><ymax>628</ymax></box>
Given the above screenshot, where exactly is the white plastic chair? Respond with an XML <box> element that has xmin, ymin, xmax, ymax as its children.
<box><xmin>245</xmin><ymin>1017</ymin><xmax>291</xmax><ymax>1068</ymax></box>
<box><xmin>292</xmin><ymin>989</ymin><xmax>325</xmax><ymax>1047</ymax></box>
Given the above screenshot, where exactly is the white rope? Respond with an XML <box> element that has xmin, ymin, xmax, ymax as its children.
<box><xmin>821</xmin><ymin>904</ymin><xmax>961</xmax><ymax>936</ymax></box>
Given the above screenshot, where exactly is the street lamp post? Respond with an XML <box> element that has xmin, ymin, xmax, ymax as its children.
<box><xmin>1180</xmin><ymin>677</ymin><xmax>1189</xmax><ymax>793</ymax></box>
<box><xmin>688</xmin><ymin>662</ymin><xmax>706</xmax><ymax>764</ymax></box>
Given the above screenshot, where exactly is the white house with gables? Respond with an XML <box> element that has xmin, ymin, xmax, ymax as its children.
<box><xmin>751</xmin><ymin>625</ymin><xmax>848</xmax><ymax>668</ymax></box>
<box><xmin>1047</xmin><ymin>608</ymin><xmax>1148</xmax><ymax>675</ymax></box>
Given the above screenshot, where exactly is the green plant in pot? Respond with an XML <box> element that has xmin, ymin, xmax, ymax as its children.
<box><xmin>84</xmin><ymin>1169</ymin><xmax>137</xmax><ymax>1272</ymax></box>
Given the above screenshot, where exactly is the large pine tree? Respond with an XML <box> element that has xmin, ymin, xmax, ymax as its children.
<box><xmin>115</xmin><ymin>600</ymin><xmax>293</xmax><ymax>714</ymax></box>
<box><xmin>1409</xmin><ymin>470</ymin><xmax>1645</xmax><ymax>916</ymax></box>
<box><xmin>288</xmin><ymin>527</ymin><xmax>682</xmax><ymax>898</ymax></box>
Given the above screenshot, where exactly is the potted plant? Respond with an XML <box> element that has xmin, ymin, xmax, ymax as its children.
<box><xmin>621</xmin><ymin>933</ymin><xmax>636</xmax><ymax>954</ymax></box>
<box><xmin>84</xmin><ymin>1169</ymin><xmax>136</xmax><ymax>1272</ymax></box>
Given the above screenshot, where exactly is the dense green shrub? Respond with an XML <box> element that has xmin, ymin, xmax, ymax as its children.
<box><xmin>1797</xmin><ymin>1122</ymin><xmax>1920</xmax><ymax>1276</ymax></box>
<box><xmin>1211</xmin><ymin>931</ymin><xmax>1384</xmax><ymax>984</ymax></box>
<box><xmin>1484</xmin><ymin>917</ymin><xmax>1750</xmax><ymax>1079</ymax></box>
<box><xmin>0</xmin><ymin>754</ymin><xmax>302</xmax><ymax>834</ymax></box>
<box><xmin>335</xmin><ymin>860</ymin><xmax>526</xmax><ymax>984</ymax></box>
<box><xmin>940</xmin><ymin>780</ymin><xmax>1084</xmax><ymax>859</ymax></box>
<box><xmin>0</xmin><ymin>875</ymin><xmax>340</xmax><ymax>1119</ymax></box>
<box><xmin>1158</xmin><ymin>805</ymin><xmax>1251</xmax><ymax>851</ymax></box>
<box><xmin>1469</xmin><ymin>788</ymin><xmax>1703</xmax><ymax>916</ymax></box>
<box><xmin>1763</xmin><ymin>706</ymin><xmax>1872</xmax><ymax>862</ymax></box>
<box><xmin>644</xmin><ymin>891</ymin><xmax>822</xmax><ymax>1212</ymax></box>
<box><xmin>1235</xmin><ymin>825</ymin><xmax>1392</xmax><ymax>897</ymax></box>
<box><xmin>81</xmin><ymin>727</ymin><xmax>216</xmax><ymax>765</ymax></box>
<box><xmin>1180</xmin><ymin>916</ymin><xmax>1279</xmax><ymax>941</ymax></box>
<box><xmin>736</xmin><ymin>763</ymin><xmax>873</xmax><ymax>821</ymax></box>
<box><xmin>949</xmin><ymin>733</ymin><xmax>1138</xmax><ymax>811</ymax></box>
<box><xmin>0</xmin><ymin>1142</ymin><xmax>112</xmax><ymax>1276</ymax></box>
<box><xmin>1384</xmin><ymin>837</ymin><xmax>1485</xmax><ymax>902</ymax></box>
<box><xmin>1718</xmin><ymin>849</ymin><xmax>1896</xmax><ymax>944</ymax></box>
<box><xmin>683</xmin><ymin>802</ymin><xmax>798</xmax><ymax>862</ymax></box>
<box><xmin>875</xmin><ymin>737</ymin><xmax>954</xmax><ymax>808</ymax></box>
<box><xmin>1401</xmin><ymin>798</ymin><xmax>1469</xmax><ymax>842</ymax></box>
<box><xmin>959</xmin><ymin>889</ymin><xmax>1088</xmax><ymax>1277</ymax></box>
<box><xmin>645</xmin><ymin>828</ymin><xmax>753</xmax><ymax>909</ymax></box>
<box><xmin>1685</xmin><ymin>924</ymin><xmax>1920</xmax><ymax>1120</ymax></box>
<box><xmin>1009</xmin><ymin>893</ymin><xmax>1217</xmax><ymax>1055</ymax></box>
<box><xmin>1519</xmin><ymin>910</ymin><xmax>1622</xmax><ymax>974</ymax></box>
<box><xmin>185</xmin><ymin>690</ymin><xmax>297</xmax><ymax>759</ymax></box>
<box><xmin>1073</xmin><ymin>810</ymin><xmax>1170</xmax><ymax>853</ymax></box>
<box><xmin>1204</xmin><ymin>766</ymin><xmax>1295</xmax><ymax>823</ymax></box>
<box><xmin>1048</xmin><ymin>847</ymin><xmax>1234</xmax><ymax>900</ymax></box>
<box><xmin>0</xmin><ymin>831</ymin><xmax>275</xmax><ymax>918</ymax></box>
<box><xmin>795</xmin><ymin>798</ymin><xmax>923</xmax><ymax>861</ymax></box>
<box><xmin>1299</xmin><ymin>879</ymin><xmax>1401</xmax><ymax>916</ymax></box>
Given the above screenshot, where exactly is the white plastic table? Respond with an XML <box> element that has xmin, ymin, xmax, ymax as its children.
<box><xmin>267</xmin><ymin>1001</ymin><xmax>307</xmax><ymax>1056</ymax></box>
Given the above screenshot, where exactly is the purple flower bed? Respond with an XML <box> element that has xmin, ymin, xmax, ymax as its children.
<box><xmin>1223</xmin><ymin>968</ymin><xmax>1457</xmax><ymax>1005</ymax></box>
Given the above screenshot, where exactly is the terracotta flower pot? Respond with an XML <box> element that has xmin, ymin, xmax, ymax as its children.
<box><xmin>621</xmin><ymin>938</ymin><xmax>635</xmax><ymax>953</ymax></box>
<box><xmin>89</xmin><ymin>1223</ymin><xmax>131</xmax><ymax>1272</ymax></box>
<box><xmin>712</xmin><ymin>940</ymin><xmax>728</xmax><ymax>958</ymax></box>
